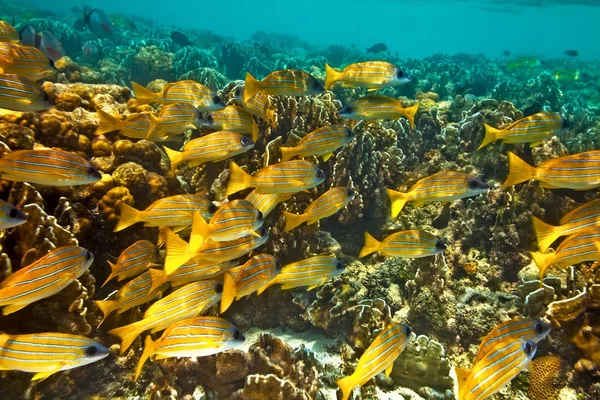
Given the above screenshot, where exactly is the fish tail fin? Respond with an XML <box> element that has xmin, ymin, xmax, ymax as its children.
<box><xmin>359</xmin><ymin>232</ymin><xmax>381</xmax><ymax>258</ymax></box>
<box><xmin>114</xmin><ymin>203</ymin><xmax>141</xmax><ymax>232</ymax></box>
<box><xmin>131</xmin><ymin>81</ymin><xmax>158</xmax><ymax>106</ymax></box>
<box><xmin>108</xmin><ymin>321</ymin><xmax>143</xmax><ymax>355</ymax></box>
<box><xmin>164</xmin><ymin>228</ymin><xmax>191</xmax><ymax>275</ymax></box>
<box><xmin>163</xmin><ymin>146</ymin><xmax>183</xmax><ymax>175</ymax></box>
<box><xmin>336</xmin><ymin>375</ymin><xmax>356</xmax><ymax>400</ymax></box>
<box><xmin>226</xmin><ymin>161</ymin><xmax>252</xmax><ymax>196</ymax></box>
<box><xmin>134</xmin><ymin>335</ymin><xmax>155</xmax><ymax>382</ymax></box>
<box><xmin>148</xmin><ymin>267</ymin><xmax>167</xmax><ymax>294</ymax></box>
<box><xmin>244</xmin><ymin>72</ymin><xmax>261</xmax><ymax>103</ymax></box>
<box><xmin>530</xmin><ymin>250</ymin><xmax>556</xmax><ymax>281</ymax></box>
<box><xmin>531</xmin><ymin>216</ymin><xmax>561</xmax><ymax>252</ymax></box>
<box><xmin>403</xmin><ymin>103</ymin><xmax>420</xmax><ymax>129</ymax></box>
<box><xmin>94</xmin><ymin>300</ymin><xmax>117</xmax><ymax>327</ymax></box>
<box><xmin>95</xmin><ymin>109</ymin><xmax>122</xmax><ymax>136</ymax></box>
<box><xmin>256</xmin><ymin>276</ymin><xmax>278</xmax><ymax>296</ymax></box>
<box><xmin>454</xmin><ymin>367</ymin><xmax>471</xmax><ymax>400</ymax></box>
<box><xmin>386</xmin><ymin>188</ymin><xmax>410</xmax><ymax>218</ymax></box>
<box><xmin>220</xmin><ymin>272</ymin><xmax>237</xmax><ymax>313</ymax></box>
<box><xmin>283</xmin><ymin>210</ymin><xmax>304</xmax><ymax>232</ymax></box>
<box><xmin>279</xmin><ymin>146</ymin><xmax>295</xmax><ymax>162</ymax></box>
<box><xmin>189</xmin><ymin>211</ymin><xmax>209</xmax><ymax>251</ymax></box>
<box><xmin>147</xmin><ymin>113</ymin><xmax>159</xmax><ymax>138</ymax></box>
<box><xmin>266</xmin><ymin>108</ymin><xmax>276</xmax><ymax>128</ymax></box>
<box><xmin>503</xmin><ymin>151</ymin><xmax>537</xmax><ymax>188</ymax></box>
<box><xmin>101</xmin><ymin>260</ymin><xmax>118</xmax><ymax>287</ymax></box>
<box><xmin>325</xmin><ymin>63</ymin><xmax>342</xmax><ymax>90</ymax></box>
<box><xmin>478</xmin><ymin>124</ymin><xmax>502</xmax><ymax>150</ymax></box>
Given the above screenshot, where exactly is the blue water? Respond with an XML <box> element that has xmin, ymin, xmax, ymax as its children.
<box><xmin>24</xmin><ymin>0</ymin><xmax>600</xmax><ymax>59</ymax></box>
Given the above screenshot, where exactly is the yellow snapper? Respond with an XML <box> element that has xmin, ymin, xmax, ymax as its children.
<box><xmin>0</xmin><ymin>246</ymin><xmax>94</xmax><ymax>315</ymax></box>
<box><xmin>163</xmin><ymin>131</ymin><xmax>255</xmax><ymax>174</ymax></box>
<box><xmin>226</xmin><ymin>160</ymin><xmax>325</xmax><ymax>196</ymax></box>
<box><xmin>114</xmin><ymin>193</ymin><xmax>215</xmax><ymax>232</ymax></box>
<box><xmin>234</xmin><ymin>87</ymin><xmax>274</xmax><ymax>125</ymax></box>
<box><xmin>256</xmin><ymin>255</ymin><xmax>345</xmax><ymax>294</ymax></box>
<box><xmin>131</xmin><ymin>80</ymin><xmax>224</xmax><ymax>111</ymax></box>
<box><xmin>503</xmin><ymin>150</ymin><xmax>600</xmax><ymax>190</ymax></box>
<box><xmin>325</xmin><ymin>61</ymin><xmax>410</xmax><ymax>90</ymax></box>
<box><xmin>148</xmin><ymin>102</ymin><xmax>203</xmax><ymax>136</ymax></box>
<box><xmin>337</xmin><ymin>323</ymin><xmax>412</xmax><ymax>400</ymax></box>
<box><xmin>0</xmin><ymin>43</ymin><xmax>55</xmax><ymax>81</ymax></box>
<box><xmin>0</xmin><ymin>332</ymin><xmax>108</xmax><ymax>381</ymax></box>
<box><xmin>135</xmin><ymin>316</ymin><xmax>245</xmax><ymax>381</ymax></box>
<box><xmin>338</xmin><ymin>95</ymin><xmax>420</xmax><ymax>129</ymax></box>
<box><xmin>387</xmin><ymin>171</ymin><xmax>489</xmax><ymax>218</ymax></box>
<box><xmin>280</xmin><ymin>124</ymin><xmax>355</xmax><ymax>162</ymax></box>
<box><xmin>208</xmin><ymin>105</ymin><xmax>259</xmax><ymax>141</ymax></box>
<box><xmin>0</xmin><ymin>199</ymin><xmax>27</xmax><ymax>230</ymax></box>
<box><xmin>95</xmin><ymin>110</ymin><xmax>170</xmax><ymax>141</ymax></box>
<box><xmin>108</xmin><ymin>279</ymin><xmax>222</xmax><ymax>354</ymax></box>
<box><xmin>479</xmin><ymin>112</ymin><xmax>566</xmax><ymax>149</ymax></box>
<box><xmin>244</xmin><ymin>69</ymin><xmax>324</xmax><ymax>103</ymax></box>
<box><xmin>283</xmin><ymin>187</ymin><xmax>354</xmax><ymax>232</ymax></box>
<box><xmin>245</xmin><ymin>190</ymin><xmax>292</xmax><ymax>217</ymax></box>
<box><xmin>0</xmin><ymin>21</ymin><xmax>19</xmax><ymax>43</ymax></box>
<box><xmin>221</xmin><ymin>254</ymin><xmax>280</xmax><ymax>313</ymax></box>
<box><xmin>148</xmin><ymin>260</ymin><xmax>237</xmax><ymax>293</ymax></box>
<box><xmin>102</xmin><ymin>240</ymin><xmax>158</xmax><ymax>287</ymax></box>
<box><xmin>0</xmin><ymin>73</ymin><xmax>51</xmax><ymax>111</ymax></box>
<box><xmin>360</xmin><ymin>230</ymin><xmax>446</xmax><ymax>259</ymax></box>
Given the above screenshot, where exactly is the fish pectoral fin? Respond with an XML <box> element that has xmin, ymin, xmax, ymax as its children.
<box><xmin>539</xmin><ymin>182</ymin><xmax>560</xmax><ymax>189</ymax></box>
<box><xmin>412</xmin><ymin>200</ymin><xmax>427</xmax><ymax>207</ymax></box>
<box><xmin>384</xmin><ymin>363</ymin><xmax>394</xmax><ymax>377</ymax></box>
<box><xmin>322</xmin><ymin>153</ymin><xmax>333</xmax><ymax>162</ymax></box>
<box><xmin>246</xmin><ymin>230</ymin><xmax>262</xmax><ymax>238</ymax></box>
<box><xmin>366</xmin><ymin>87</ymin><xmax>379</xmax><ymax>92</ymax></box>
<box><xmin>153</xmin><ymin>354</ymin><xmax>169</xmax><ymax>360</ymax></box>
<box><xmin>307</xmin><ymin>278</ymin><xmax>328</xmax><ymax>291</ymax></box>
<box><xmin>32</xmin><ymin>364</ymin><xmax>65</xmax><ymax>381</ymax></box>
<box><xmin>2</xmin><ymin>303</ymin><xmax>29</xmax><ymax>315</ymax></box>
<box><xmin>529</xmin><ymin>141</ymin><xmax>543</xmax><ymax>148</ymax></box>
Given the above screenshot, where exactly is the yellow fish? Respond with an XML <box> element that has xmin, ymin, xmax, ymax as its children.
<box><xmin>244</xmin><ymin>69</ymin><xmax>324</xmax><ymax>103</ymax></box>
<box><xmin>337</xmin><ymin>323</ymin><xmax>411</xmax><ymax>400</ymax></box>
<box><xmin>256</xmin><ymin>255</ymin><xmax>344</xmax><ymax>294</ymax></box>
<box><xmin>148</xmin><ymin>102</ymin><xmax>203</xmax><ymax>136</ymax></box>
<box><xmin>234</xmin><ymin>87</ymin><xmax>274</xmax><ymax>125</ymax></box>
<box><xmin>148</xmin><ymin>260</ymin><xmax>237</xmax><ymax>293</ymax></box>
<box><xmin>208</xmin><ymin>105</ymin><xmax>259</xmax><ymax>141</ymax></box>
<box><xmin>387</xmin><ymin>171</ymin><xmax>489</xmax><ymax>218</ymax></box>
<box><xmin>226</xmin><ymin>160</ymin><xmax>325</xmax><ymax>196</ymax></box>
<box><xmin>0</xmin><ymin>43</ymin><xmax>55</xmax><ymax>81</ymax></box>
<box><xmin>479</xmin><ymin>112</ymin><xmax>566</xmax><ymax>149</ymax></box>
<box><xmin>280</xmin><ymin>124</ymin><xmax>355</xmax><ymax>162</ymax></box>
<box><xmin>102</xmin><ymin>240</ymin><xmax>158</xmax><ymax>287</ymax></box>
<box><xmin>325</xmin><ymin>61</ymin><xmax>410</xmax><ymax>90</ymax></box>
<box><xmin>0</xmin><ymin>21</ymin><xmax>19</xmax><ymax>43</ymax></box>
<box><xmin>0</xmin><ymin>199</ymin><xmax>27</xmax><ymax>230</ymax></box>
<box><xmin>283</xmin><ymin>187</ymin><xmax>354</xmax><ymax>232</ymax></box>
<box><xmin>360</xmin><ymin>230</ymin><xmax>446</xmax><ymax>259</ymax></box>
<box><xmin>163</xmin><ymin>131</ymin><xmax>255</xmax><ymax>174</ymax></box>
<box><xmin>339</xmin><ymin>95</ymin><xmax>420</xmax><ymax>129</ymax></box>
<box><xmin>245</xmin><ymin>190</ymin><xmax>292</xmax><ymax>217</ymax></box>
<box><xmin>135</xmin><ymin>316</ymin><xmax>245</xmax><ymax>381</ymax></box>
<box><xmin>94</xmin><ymin>110</ymin><xmax>170</xmax><ymax>141</ymax></box>
<box><xmin>221</xmin><ymin>254</ymin><xmax>280</xmax><ymax>313</ymax></box>
<box><xmin>0</xmin><ymin>72</ymin><xmax>51</xmax><ymax>111</ymax></box>
<box><xmin>131</xmin><ymin>80</ymin><xmax>224</xmax><ymax>111</ymax></box>
<box><xmin>0</xmin><ymin>332</ymin><xmax>108</xmax><ymax>381</ymax></box>
<box><xmin>504</xmin><ymin>150</ymin><xmax>600</xmax><ymax>190</ymax></box>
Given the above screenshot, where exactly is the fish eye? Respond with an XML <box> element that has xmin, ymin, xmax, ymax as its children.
<box><xmin>336</xmin><ymin>261</ymin><xmax>345</xmax><ymax>270</ymax></box>
<box><xmin>405</xmin><ymin>326</ymin><xmax>412</xmax><ymax>336</ymax></box>
<box><xmin>233</xmin><ymin>330</ymin><xmax>245</xmax><ymax>341</ymax></box>
<box><xmin>345</xmin><ymin>127</ymin><xmax>354</xmax><ymax>137</ymax></box>
<box><xmin>208</xmin><ymin>203</ymin><xmax>218</xmax><ymax>213</ymax></box>
<box><xmin>535</xmin><ymin>323</ymin><xmax>544</xmax><ymax>334</ymax></box>
<box><xmin>311</xmin><ymin>79</ymin><xmax>322</xmax><ymax>89</ymax></box>
<box><xmin>255</xmin><ymin>210</ymin><xmax>263</xmax><ymax>221</ymax></box>
<box><xmin>8</xmin><ymin>208</ymin><xmax>19</xmax><ymax>219</ymax></box>
<box><xmin>206</xmin><ymin>115</ymin><xmax>214</xmax><ymax>124</ymax></box>
<box><xmin>524</xmin><ymin>341</ymin><xmax>534</xmax><ymax>355</ymax></box>
<box><xmin>468</xmin><ymin>178</ymin><xmax>487</xmax><ymax>190</ymax></box>
<box><xmin>275</xmin><ymin>260</ymin><xmax>282</xmax><ymax>270</ymax></box>
<box><xmin>339</xmin><ymin>105</ymin><xmax>352</xmax><ymax>115</ymax></box>
<box><xmin>435</xmin><ymin>239</ymin><xmax>446</xmax><ymax>250</ymax></box>
<box><xmin>49</xmin><ymin>59</ymin><xmax>55</xmax><ymax>68</ymax></box>
<box><xmin>397</xmin><ymin>70</ymin><xmax>405</xmax><ymax>78</ymax></box>
<box><xmin>85</xmin><ymin>250</ymin><xmax>93</xmax><ymax>261</ymax></box>
<box><xmin>259</xmin><ymin>226</ymin><xmax>268</xmax><ymax>236</ymax></box>
<box><xmin>240</xmin><ymin>136</ymin><xmax>252</xmax><ymax>146</ymax></box>
<box><xmin>43</xmin><ymin>91</ymin><xmax>50</xmax><ymax>102</ymax></box>
<box><xmin>347</xmin><ymin>188</ymin><xmax>355</xmax><ymax>198</ymax></box>
<box><xmin>234</xmin><ymin>88</ymin><xmax>241</xmax><ymax>97</ymax></box>
<box><xmin>215</xmin><ymin>283</ymin><xmax>223</xmax><ymax>294</ymax></box>
<box><xmin>85</xmin><ymin>346</ymin><xmax>98</xmax><ymax>356</ymax></box>
<box><xmin>213</xmin><ymin>95</ymin><xmax>222</xmax><ymax>105</ymax></box>
<box><xmin>316</xmin><ymin>169</ymin><xmax>325</xmax><ymax>179</ymax></box>
<box><xmin>87</xmin><ymin>166</ymin><xmax>100</xmax><ymax>177</ymax></box>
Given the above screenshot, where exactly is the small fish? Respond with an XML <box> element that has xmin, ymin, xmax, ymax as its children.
<box><xmin>226</xmin><ymin>160</ymin><xmax>325</xmax><ymax>196</ymax></box>
<box><xmin>95</xmin><ymin>110</ymin><xmax>169</xmax><ymax>141</ymax></box>
<box><xmin>82</xmin><ymin>40</ymin><xmax>100</xmax><ymax>60</ymax></box>
<box><xmin>325</xmin><ymin>61</ymin><xmax>410</xmax><ymax>90</ymax></box>
<box><xmin>170</xmin><ymin>31</ymin><xmax>192</xmax><ymax>47</ymax></box>
<box><xmin>280</xmin><ymin>124</ymin><xmax>355</xmax><ymax>162</ymax></box>
<box><xmin>506</xmin><ymin>57</ymin><xmax>542</xmax><ymax>72</ymax></box>
<box><xmin>164</xmin><ymin>131</ymin><xmax>255</xmax><ymax>174</ymax></box>
<box><xmin>135</xmin><ymin>316</ymin><xmax>245</xmax><ymax>381</ymax></box>
<box><xmin>366</xmin><ymin>42</ymin><xmax>387</xmax><ymax>53</ymax></box>
<box><xmin>532</xmin><ymin>198</ymin><xmax>600</xmax><ymax>252</ymax></box>
<box><xmin>554</xmin><ymin>67</ymin><xmax>581</xmax><ymax>82</ymax></box>
<box><xmin>34</xmin><ymin>31</ymin><xmax>65</xmax><ymax>62</ymax></box>
<box><xmin>0</xmin><ymin>246</ymin><xmax>94</xmax><ymax>315</ymax></box>
<box><xmin>503</xmin><ymin>150</ymin><xmax>600</xmax><ymax>190</ymax></box>
<box><xmin>245</xmin><ymin>190</ymin><xmax>292</xmax><ymax>218</ymax></box>
<box><xmin>530</xmin><ymin>229</ymin><xmax>600</xmax><ymax>281</ymax></box>
<box><xmin>256</xmin><ymin>255</ymin><xmax>345</xmax><ymax>294</ymax></box>
<box><xmin>244</xmin><ymin>69</ymin><xmax>324</xmax><ymax>103</ymax></box>
<box><xmin>132</xmin><ymin>80</ymin><xmax>223</xmax><ymax>111</ymax></box>
<box><xmin>18</xmin><ymin>25</ymin><xmax>37</xmax><ymax>47</ymax></box>
<box><xmin>337</xmin><ymin>323</ymin><xmax>411</xmax><ymax>400</ymax></box>
<box><xmin>283</xmin><ymin>187</ymin><xmax>354</xmax><ymax>232</ymax></box>
<box><xmin>0</xmin><ymin>43</ymin><xmax>55</xmax><ymax>81</ymax></box>
<box><xmin>431</xmin><ymin>203</ymin><xmax>451</xmax><ymax>230</ymax></box>
<box><xmin>387</xmin><ymin>171</ymin><xmax>489</xmax><ymax>218</ymax></box>
<box><xmin>208</xmin><ymin>105</ymin><xmax>258</xmax><ymax>142</ymax></box>
<box><xmin>455</xmin><ymin>339</ymin><xmax>537</xmax><ymax>400</ymax></box>
<box><xmin>164</xmin><ymin>224</ymin><xmax>268</xmax><ymax>275</ymax></box>
<box><xmin>0</xmin><ymin>199</ymin><xmax>27</xmax><ymax>230</ymax></box>
<box><xmin>479</xmin><ymin>112</ymin><xmax>566</xmax><ymax>149</ymax></box>
<box><xmin>0</xmin><ymin>149</ymin><xmax>101</xmax><ymax>186</ymax></box>
<box><xmin>564</xmin><ymin>49</ymin><xmax>579</xmax><ymax>57</ymax></box>
<box><xmin>0</xmin><ymin>21</ymin><xmax>19</xmax><ymax>43</ymax></box>
<box><xmin>108</xmin><ymin>280</ymin><xmax>222</xmax><ymax>354</ymax></box>
<box><xmin>0</xmin><ymin>332</ymin><xmax>108</xmax><ymax>381</ymax></box>
<box><xmin>339</xmin><ymin>96</ymin><xmax>420</xmax><ymax>129</ymax></box>
<box><xmin>359</xmin><ymin>230</ymin><xmax>446</xmax><ymax>259</ymax></box>
<box><xmin>234</xmin><ymin>87</ymin><xmax>274</xmax><ymax>125</ymax></box>
<box><xmin>102</xmin><ymin>240</ymin><xmax>158</xmax><ymax>287</ymax></box>
<box><xmin>79</xmin><ymin>7</ymin><xmax>113</xmax><ymax>38</ymax></box>
<box><xmin>221</xmin><ymin>254</ymin><xmax>280</xmax><ymax>313</ymax></box>
<box><xmin>0</xmin><ymin>73</ymin><xmax>51</xmax><ymax>111</ymax></box>
<box><xmin>148</xmin><ymin>102</ymin><xmax>203</xmax><ymax>138</ymax></box>
<box><xmin>149</xmin><ymin>260</ymin><xmax>237</xmax><ymax>293</ymax></box>
<box><xmin>502</xmin><ymin>50</ymin><xmax>511</xmax><ymax>57</ymax></box>
<box><xmin>115</xmin><ymin>193</ymin><xmax>215</xmax><ymax>232</ymax></box>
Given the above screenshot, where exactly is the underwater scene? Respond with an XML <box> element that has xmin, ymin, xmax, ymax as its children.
<box><xmin>0</xmin><ymin>0</ymin><xmax>599</xmax><ymax>399</ymax></box>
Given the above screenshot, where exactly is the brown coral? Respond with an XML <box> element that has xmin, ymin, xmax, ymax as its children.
<box><xmin>98</xmin><ymin>187</ymin><xmax>134</xmax><ymax>226</ymax></box>
<box><xmin>528</xmin><ymin>355</ymin><xmax>562</xmax><ymax>400</ymax></box>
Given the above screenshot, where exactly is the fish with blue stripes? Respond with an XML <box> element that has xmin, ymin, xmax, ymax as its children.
<box><xmin>148</xmin><ymin>102</ymin><xmax>203</xmax><ymax>136</ymax></box>
<box><xmin>0</xmin><ymin>43</ymin><xmax>55</xmax><ymax>81</ymax></box>
<box><xmin>387</xmin><ymin>171</ymin><xmax>489</xmax><ymax>218</ymax></box>
<box><xmin>102</xmin><ymin>240</ymin><xmax>158</xmax><ymax>287</ymax></box>
<box><xmin>256</xmin><ymin>255</ymin><xmax>345</xmax><ymax>294</ymax></box>
<box><xmin>339</xmin><ymin>95</ymin><xmax>420</xmax><ymax>129</ymax></box>
<box><xmin>479</xmin><ymin>112</ymin><xmax>566</xmax><ymax>149</ymax></box>
<box><xmin>226</xmin><ymin>160</ymin><xmax>325</xmax><ymax>196</ymax></box>
<box><xmin>245</xmin><ymin>190</ymin><xmax>292</xmax><ymax>217</ymax></box>
<box><xmin>163</xmin><ymin>131</ymin><xmax>255</xmax><ymax>174</ymax></box>
<box><xmin>0</xmin><ymin>72</ymin><xmax>51</xmax><ymax>111</ymax></box>
<box><xmin>360</xmin><ymin>230</ymin><xmax>446</xmax><ymax>259</ymax></box>
<box><xmin>0</xmin><ymin>246</ymin><xmax>94</xmax><ymax>315</ymax></box>
<box><xmin>283</xmin><ymin>187</ymin><xmax>354</xmax><ymax>232</ymax></box>
<box><xmin>208</xmin><ymin>105</ymin><xmax>259</xmax><ymax>141</ymax></box>
<box><xmin>221</xmin><ymin>254</ymin><xmax>280</xmax><ymax>313</ymax></box>
<box><xmin>0</xmin><ymin>149</ymin><xmax>101</xmax><ymax>186</ymax></box>
<box><xmin>325</xmin><ymin>61</ymin><xmax>410</xmax><ymax>91</ymax></box>
<box><xmin>244</xmin><ymin>69</ymin><xmax>324</xmax><ymax>103</ymax></box>
<box><xmin>95</xmin><ymin>110</ymin><xmax>170</xmax><ymax>142</ymax></box>
<box><xmin>148</xmin><ymin>260</ymin><xmax>237</xmax><ymax>293</ymax></box>
<box><xmin>0</xmin><ymin>332</ymin><xmax>108</xmax><ymax>381</ymax></box>
<box><xmin>0</xmin><ymin>199</ymin><xmax>27</xmax><ymax>230</ymax></box>
<box><xmin>503</xmin><ymin>150</ymin><xmax>600</xmax><ymax>189</ymax></box>
<box><xmin>0</xmin><ymin>21</ymin><xmax>19</xmax><ymax>43</ymax></box>
<box><xmin>135</xmin><ymin>316</ymin><xmax>245</xmax><ymax>381</ymax></box>
<box><xmin>280</xmin><ymin>124</ymin><xmax>355</xmax><ymax>162</ymax></box>
<box><xmin>234</xmin><ymin>87</ymin><xmax>274</xmax><ymax>125</ymax></box>
<box><xmin>132</xmin><ymin>80</ymin><xmax>224</xmax><ymax>111</ymax></box>
<box><xmin>337</xmin><ymin>323</ymin><xmax>412</xmax><ymax>400</ymax></box>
